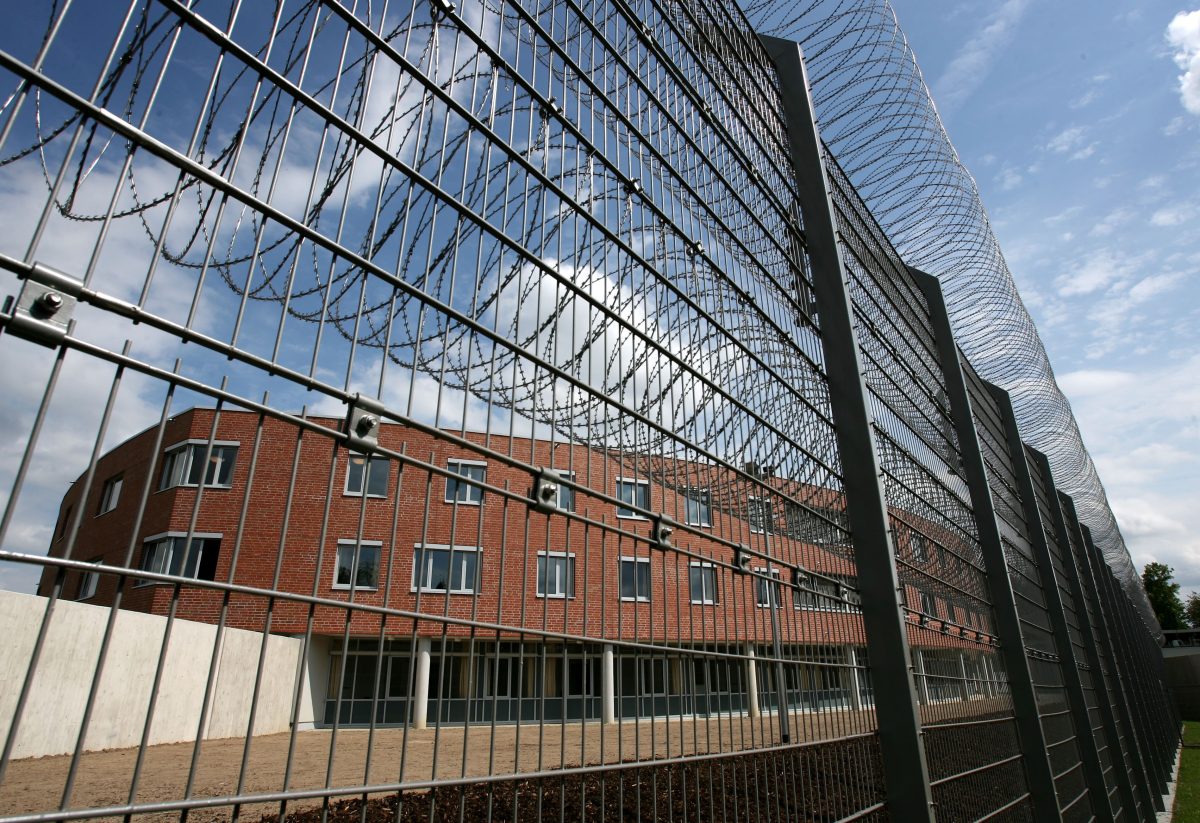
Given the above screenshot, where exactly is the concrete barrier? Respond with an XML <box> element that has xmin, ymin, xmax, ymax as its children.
<box><xmin>0</xmin><ymin>590</ymin><xmax>308</xmax><ymax>759</ymax></box>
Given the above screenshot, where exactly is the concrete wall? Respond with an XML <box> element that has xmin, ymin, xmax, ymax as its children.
<box><xmin>0</xmin><ymin>590</ymin><xmax>310</xmax><ymax>759</ymax></box>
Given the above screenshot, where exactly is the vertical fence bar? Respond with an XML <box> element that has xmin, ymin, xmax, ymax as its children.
<box><xmin>1067</xmin><ymin>517</ymin><xmax>1150</xmax><ymax>822</ymax></box>
<box><xmin>988</xmin><ymin>384</ymin><xmax>1106</xmax><ymax>819</ymax></box>
<box><xmin>1095</xmin><ymin>555</ymin><xmax>1168</xmax><ymax>813</ymax></box>
<box><xmin>760</xmin><ymin>34</ymin><xmax>934</xmax><ymax>823</ymax></box>
<box><xmin>1056</xmin><ymin>489</ymin><xmax>1137</xmax><ymax>820</ymax></box>
<box><xmin>1035</xmin><ymin>472</ymin><xmax>1127</xmax><ymax>822</ymax></box>
<box><xmin>909</xmin><ymin>267</ymin><xmax>1060</xmax><ymax>823</ymax></box>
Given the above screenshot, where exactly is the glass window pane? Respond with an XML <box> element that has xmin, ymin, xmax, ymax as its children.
<box><xmin>428</xmin><ymin>549</ymin><xmax>449</xmax><ymax>590</ymax></box>
<box><xmin>453</xmin><ymin>550</ymin><xmax>477</xmax><ymax>591</ymax></box>
<box><xmin>367</xmin><ymin>458</ymin><xmax>388</xmax><ymax>496</ymax></box>
<box><xmin>536</xmin><ymin>556</ymin><xmax>547</xmax><ymax>595</ymax></box>
<box><xmin>346</xmin><ymin>455</ymin><xmax>365</xmax><ymax>494</ymax></box>
<box><xmin>636</xmin><ymin>561</ymin><xmax>650</xmax><ymax>599</ymax></box>
<box><xmin>619</xmin><ymin>560</ymin><xmax>635</xmax><ymax>599</ymax></box>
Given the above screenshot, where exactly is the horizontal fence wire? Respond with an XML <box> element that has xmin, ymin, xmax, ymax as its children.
<box><xmin>0</xmin><ymin>1</ymin><xmax>1177</xmax><ymax>823</ymax></box>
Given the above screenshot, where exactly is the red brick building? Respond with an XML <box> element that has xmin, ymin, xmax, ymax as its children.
<box><xmin>40</xmin><ymin>408</ymin><xmax>996</xmax><ymax>726</ymax></box>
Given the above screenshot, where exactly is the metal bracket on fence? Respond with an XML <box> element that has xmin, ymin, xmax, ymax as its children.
<box><xmin>733</xmin><ymin>546</ymin><xmax>751</xmax><ymax>571</ymax></box>
<box><xmin>652</xmin><ymin>515</ymin><xmax>674</xmax><ymax>551</ymax></box>
<box><xmin>345</xmin><ymin>394</ymin><xmax>386</xmax><ymax>453</ymax></box>
<box><xmin>531</xmin><ymin>467</ymin><xmax>562</xmax><ymax>514</ymax></box>
<box><xmin>3</xmin><ymin>262</ymin><xmax>80</xmax><ymax>347</ymax></box>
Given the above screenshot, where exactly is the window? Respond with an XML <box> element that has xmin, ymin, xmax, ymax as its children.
<box><xmin>911</xmin><ymin>533</ymin><xmax>928</xmax><ymax>563</ymax></box>
<box><xmin>554</xmin><ymin>470</ymin><xmax>576</xmax><ymax>511</ymax></box>
<box><xmin>794</xmin><ymin>575</ymin><xmax>839</xmax><ymax>610</ymax></box>
<box><xmin>159</xmin><ymin>441</ymin><xmax>237</xmax><ymax>490</ymax></box>
<box><xmin>616</xmin><ymin>478</ymin><xmax>649</xmax><ymax>519</ymax></box>
<box><xmin>77</xmin><ymin>558</ymin><xmax>102</xmax><ymax>600</ymax></box>
<box><xmin>138</xmin><ymin>534</ymin><xmax>220</xmax><ymax>585</ymax></box>
<box><xmin>688</xmin><ymin>562</ymin><xmax>717</xmax><ymax>604</ymax></box>
<box><xmin>97</xmin><ymin>475</ymin><xmax>123</xmax><ymax>515</ymax></box>
<box><xmin>919</xmin><ymin>590</ymin><xmax>938</xmax><ymax>621</ymax></box>
<box><xmin>413</xmin><ymin>544</ymin><xmax>479</xmax><ymax>593</ymax></box>
<box><xmin>333</xmin><ymin>540</ymin><xmax>381</xmax><ymax>590</ymax></box>
<box><xmin>619</xmin><ymin>557</ymin><xmax>651</xmax><ymax>601</ymax></box>
<box><xmin>748</xmin><ymin>497</ymin><xmax>773</xmax><ymax>534</ymax></box>
<box><xmin>537</xmin><ymin>551</ymin><xmax>575</xmax><ymax>598</ymax></box>
<box><xmin>684</xmin><ymin>488</ymin><xmax>711</xmax><ymax>527</ymax></box>
<box><xmin>445</xmin><ymin>460</ymin><xmax>485</xmax><ymax>504</ymax></box>
<box><xmin>345</xmin><ymin>453</ymin><xmax>388</xmax><ymax>497</ymax></box>
<box><xmin>754</xmin><ymin>567</ymin><xmax>783</xmax><ymax>607</ymax></box>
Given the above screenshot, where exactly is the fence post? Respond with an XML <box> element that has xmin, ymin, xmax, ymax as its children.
<box><xmin>991</xmin><ymin>389</ymin><xmax>1110</xmax><ymax>820</ymax></box>
<box><xmin>1073</xmin><ymin>522</ymin><xmax>1155</xmax><ymax>822</ymax></box>
<box><xmin>1095</xmin><ymin>562</ymin><xmax>1168</xmax><ymax>809</ymax></box>
<box><xmin>909</xmin><ymin>267</ymin><xmax>1062</xmax><ymax>822</ymax></box>
<box><xmin>759</xmin><ymin>34</ymin><xmax>934</xmax><ymax>823</ymax></box>
<box><xmin>1054</xmin><ymin>492</ymin><xmax>1143</xmax><ymax>820</ymax></box>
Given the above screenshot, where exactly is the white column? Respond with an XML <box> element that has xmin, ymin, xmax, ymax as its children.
<box><xmin>913</xmin><ymin>649</ymin><xmax>930</xmax><ymax>705</ymax></box>
<box><xmin>746</xmin><ymin>643</ymin><xmax>761</xmax><ymax>717</ymax></box>
<box><xmin>602</xmin><ymin>644</ymin><xmax>616</xmax><ymax>725</ymax></box>
<box><xmin>847</xmin><ymin>647</ymin><xmax>863</xmax><ymax>711</ymax></box>
<box><xmin>982</xmin><ymin>653</ymin><xmax>996</xmax><ymax>698</ymax></box>
<box><xmin>413</xmin><ymin>637</ymin><xmax>431</xmax><ymax>729</ymax></box>
<box><xmin>958</xmin><ymin>652</ymin><xmax>971</xmax><ymax>702</ymax></box>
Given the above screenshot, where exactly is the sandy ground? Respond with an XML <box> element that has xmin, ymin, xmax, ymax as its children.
<box><xmin>0</xmin><ymin>698</ymin><xmax>1006</xmax><ymax>822</ymax></box>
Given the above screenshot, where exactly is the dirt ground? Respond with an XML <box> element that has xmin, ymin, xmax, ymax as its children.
<box><xmin>0</xmin><ymin>698</ymin><xmax>1007</xmax><ymax>822</ymax></box>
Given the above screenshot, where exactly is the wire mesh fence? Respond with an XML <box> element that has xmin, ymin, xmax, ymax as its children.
<box><xmin>0</xmin><ymin>2</ymin><xmax>1177</xmax><ymax>822</ymax></box>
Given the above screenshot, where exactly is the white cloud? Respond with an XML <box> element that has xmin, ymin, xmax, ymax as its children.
<box><xmin>1047</xmin><ymin>126</ymin><xmax>1087</xmax><ymax>153</ymax></box>
<box><xmin>997</xmin><ymin>167</ymin><xmax>1022</xmax><ymax>190</ymax></box>
<box><xmin>1167</xmin><ymin>9</ymin><xmax>1200</xmax><ymax>115</ymax></box>
<box><xmin>1150</xmin><ymin>203</ymin><xmax>1194</xmax><ymax>226</ymax></box>
<box><xmin>1070</xmin><ymin>88</ymin><xmax>1100</xmax><ymax>110</ymax></box>
<box><xmin>1070</xmin><ymin>143</ymin><xmax>1097</xmax><ymax>161</ymax></box>
<box><xmin>1054</xmin><ymin>250</ymin><xmax>1132</xmax><ymax>296</ymax></box>
<box><xmin>1165</xmin><ymin>115</ymin><xmax>1189</xmax><ymax>135</ymax></box>
<box><xmin>933</xmin><ymin>0</ymin><xmax>1032</xmax><ymax>110</ymax></box>
<box><xmin>1088</xmin><ymin>207</ymin><xmax>1133</xmax><ymax>238</ymax></box>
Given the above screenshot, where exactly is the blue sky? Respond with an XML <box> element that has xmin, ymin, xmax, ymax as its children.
<box><xmin>892</xmin><ymin>1</ymin><xmax>1200</xmax><ymax>594</ymax></box>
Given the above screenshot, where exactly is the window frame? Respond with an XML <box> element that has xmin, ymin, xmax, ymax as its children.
<box><xmin>536</xmin><ymin>550</ymin><xmax>576</xmax><ymax>599</ymax></box>
<box><xmin>344</xmin><ymin>452</ymin><xmax>389</xmax><ymax>498</ymax></box>
<box><xmin>688</xmin><ymin>561</ymin><xmax>718</xmax><ymax>605</ymax></box>
<box><xmin>136</xmin><ymin>532</ymin><xmax>221</xmax><ymax>586</ymax></box>
<box><xmin>96</xmin><ymin>474</ymin><xmax>123</xmax><ymax>515</ymax></box>
<box><xmin>684</xmin><ymin>487</ymin><xmax>712</xmax><ymax>527</ymax></box>
<box><xmin>445</xmin><ymin>459</ymin><xmax>486</xmax><ymax>505</ymax></box>
<box><xmin>753</xmin><ymin>566</ymin><xmax>783</xmax><ymax>608</ymax></box>
<box><xmin>618</xmin><ymin>556</ymin><xmax>651</xmax><ymax>602</ymax></box>
<box><xmin>412</xmin><ymin>543</ymin><xmax>480</xmax><ymax>594</ymax></box>
<box><xmin>553</xmin><ymin>469</ymin><xmax>576</xmax><ymax>512</ymax></box>
<box><xmin>911</xmin><ymin>533</ymin><xmax>929</xmax><ymax>563</ymax></box>
<box><xmin>615</xmin><ymin>478</ymin><xmax>650</xmax><ymax>519</ymax></box>
<box><xmin>77</xmin><ymin>558</ymin><xmax>102</xmax><ymax>600</ymax></box>
<box><xmin>158</xmin><ymin>440</ymin><xmax>239</xmax><ymax>490</ymax></box>
<box><xmin>920</xmin><ymin>590</ymin><xmax>938</xmax><ymax>619</ymax></box>
<box><xmin>332</xmin><ymin>539</ymin><xmax>383</xmax><ymax>591</ymax></box>
<box><xmin>748</xmin><ymin>496</ymin><xmax>773</xmax><ymax>535</ymax></box>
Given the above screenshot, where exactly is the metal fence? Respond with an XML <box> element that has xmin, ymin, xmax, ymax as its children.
<box><xmin>0</xmin><ymin>2</ymin><xmax>1177</xmax><ymax>822</ymax></box>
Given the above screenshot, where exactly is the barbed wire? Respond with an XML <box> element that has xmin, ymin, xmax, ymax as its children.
<box><xmin>740</xmin><ymin>0</ymin><xmax>1154</xmax><ymax>627</ymax></box>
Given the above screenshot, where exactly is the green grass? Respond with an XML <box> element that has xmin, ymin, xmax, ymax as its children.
<box><xmin>1175</xmin><ymin>721</ymin><xmax>1200</xmax><ymax>822</ymax></box>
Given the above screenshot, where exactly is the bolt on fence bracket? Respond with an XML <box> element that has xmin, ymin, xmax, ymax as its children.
<box><xmin>3</xmin><ymin>262</ymin><xmax>80</xmax><ymax>347</ymax></box>
<box><xmin>531</xmin><ymin>467</ymin><xmax>562</xmax><ymax>513</ymax></box>
<box><xmin>345</xmin><ymin>394</ymin><xmax>386</xmax><ymax>453</ymax></box>
<box><xmin>652</xmin><ymin>515</ymin><xmax>674</xmax><ymax>551</ymax></box>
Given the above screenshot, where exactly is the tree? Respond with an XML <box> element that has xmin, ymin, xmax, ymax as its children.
<box><xmin>1143</xmin><ymin>562</ymin><xmax>1187</xmax><ymax>630</ymax></box>
<box><xmin>1187</xmin><ymin>592</ymin><xmax>1200</xmax><ymax>630</ymax></box>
